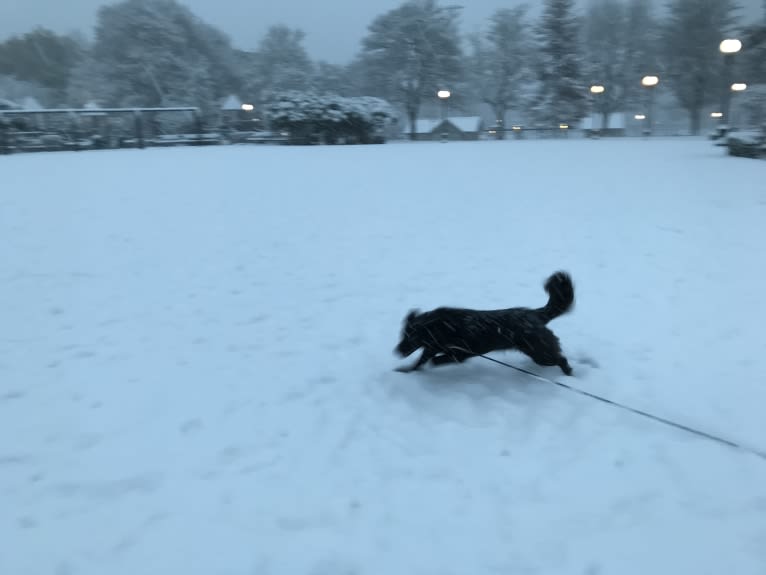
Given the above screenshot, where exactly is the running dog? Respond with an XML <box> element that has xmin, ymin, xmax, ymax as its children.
<box><xmin>394</xmin><ymin>271</ymin><xmax>575</xmax><ymax>375</ymax></box>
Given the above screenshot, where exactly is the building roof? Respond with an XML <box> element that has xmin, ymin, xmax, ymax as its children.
<box><xmin>221</xmin><ymin>94</ymin><xmax>243</xmax><ymax>111</ymax></box>
<box><xmin>413</xmin><ymin>116</ymin><xmax>483</xmax><ymax>133</ymax></box>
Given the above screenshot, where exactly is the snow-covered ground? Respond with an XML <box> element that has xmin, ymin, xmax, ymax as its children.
<box><xmin>2</xmin><ymin>138</ymin><xmax>765</xmax><ymax>575</ymax></box>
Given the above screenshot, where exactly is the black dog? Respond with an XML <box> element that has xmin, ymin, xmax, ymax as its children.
<box><xmin>394</xmin><ymin>271</ymin><xmax>575</xmax><ymax>375</ymax></box>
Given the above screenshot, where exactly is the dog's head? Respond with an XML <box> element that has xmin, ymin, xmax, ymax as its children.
<box><xmin>394</xmin><ymin>309</ymin><xmax>424</xmax><ymax>357</ymax></box>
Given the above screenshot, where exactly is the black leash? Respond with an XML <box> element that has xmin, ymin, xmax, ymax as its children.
<box><xmin>466</xmin><ymin>351</ymin><xmax>766</xmax><ymax>461</ymax></box>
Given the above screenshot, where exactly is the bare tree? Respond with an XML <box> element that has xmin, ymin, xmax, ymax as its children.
<box><xmin>662</xmin><ymin>0</ymin><xmax>739</xmax><ymax>134</ymax></box>
<box><xmin>622</xmin><ymin>0</ymin><xmax>660</xmax><ymax>112</ymax></box>
<box><xmin>582</xmin><ymin>0</ymin><xmax>628</xmax><ymax>130</ymax></box>
<box><xmin>469</xmin><ymin>6</ymin><xmax>531</xmax><ymax>136</ymax></box>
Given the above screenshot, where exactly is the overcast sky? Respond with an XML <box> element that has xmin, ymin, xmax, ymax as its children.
<box><xmin>1</xmin><ymin>0</ymin><xmax>763</xmax><ymax>63</ymax></box>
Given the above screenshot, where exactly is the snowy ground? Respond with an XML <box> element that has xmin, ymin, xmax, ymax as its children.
<box><xmin>2</xmin><ymin>137</ymin><xmax>765</xmax><ymax>575</ymax></box>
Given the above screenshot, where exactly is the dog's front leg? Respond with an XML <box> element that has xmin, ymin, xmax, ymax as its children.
<box><xmin>395</xmin><ymin>349</ymin><xmax>435</xmax><ymax>373</ymax></box>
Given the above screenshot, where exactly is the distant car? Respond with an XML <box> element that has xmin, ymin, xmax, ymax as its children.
<box><xmin>725</xmin><ymin>125</ymin><xmax>766</xmax><ymax>159</ymax></box>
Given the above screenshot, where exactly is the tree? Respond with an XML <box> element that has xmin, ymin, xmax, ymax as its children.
<box><xmin>266</xmin><ymin>91</ymin><xmax>396</xmax><ymax>144</ymax></box>
<box><xmin>73</xmin><ymin>0</ymin><xmax>240</xmax><ymax>115</ymax></box>
<box><xmin>469</xmin><ymin>6</ymin><xmax>531</xmax><ymax>136</ymax></box>
<box><xmin>311</xmin><ymin>61</ymin><xmax>352</xmax><ymax>95</ymax></box>
<box><xmin>243</xmin><ymin>25</ymin><xmax>313</xmax><ymax>106</ymax></box>
<box><xmin>662</xmin><ymin>0</ymin><xmax>739</xmax><ymax>134</ymax></box>
<box><xmin>534</xmin><ymin>0</ymin><xmax>587</xmax><ymax>127</ymax></box>
<box><xmin>359</xmin><ymin>0</ymin><xmax>463</xmax><ymax>138</ymax></box>
<box><xmin>582</xmin><ymin>0</ymin><xmax>628</xmax><ymax>130</ymax></box>
<box><xmin>0</xmin><ymin>28</ymin><xmax>84</xmax><ymax>102</ymax></box>
<box><xmin>622</xmin><ymin>0</ymin><xmax>660</xmax><ymax>111</ymax></box>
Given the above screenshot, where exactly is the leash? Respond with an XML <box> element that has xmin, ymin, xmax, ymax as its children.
<box><xmin>459</xmin><ymin>349</ymin><xmax>766</xmax><ymax>462</ymax></box>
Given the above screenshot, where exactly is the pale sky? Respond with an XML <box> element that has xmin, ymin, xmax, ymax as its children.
<box><xmin>0</xmin><ymin>0</ymin><xmax>763</xmax><ymax>64</ymax></box>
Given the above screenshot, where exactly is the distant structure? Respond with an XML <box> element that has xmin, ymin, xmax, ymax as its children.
<box><xmin>411</xmin><ymin>116</ymin><xmax>484</xmax><ymax>141</ymax></box>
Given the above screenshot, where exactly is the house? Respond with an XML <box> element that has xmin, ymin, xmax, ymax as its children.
<box><xmin>580</xmin><ymin>113</ymin><xmax>627</xmax><ymax>137</ymax></box>
<box><xmin>411</xmin><ymin>116</ymin><xmax>484</xmax><ymax>141</ymax></box>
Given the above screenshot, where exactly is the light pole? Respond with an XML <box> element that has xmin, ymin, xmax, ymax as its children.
<box><xmin>590</xmin><ymin>84</ymin><xmax>605</xmax><ymax>136</ymax></box>
<box><xmin>719</xmin><ymin>38</ymin><xmax>742</xmax><ymax>126</ymax></box>
<box><xmin>730</xmin><ymin>82</ymin><xmax>748</xmax><ymax>128</ymax></box>
<box><xmin>641</xmin><ymin>75</ymin><xmax>659</xmax><ymax>136</ymax></box>
<box><xmin>437</xmin><ymin>90</ymin><xmax>451</xmax><ymax>141</ymax></box>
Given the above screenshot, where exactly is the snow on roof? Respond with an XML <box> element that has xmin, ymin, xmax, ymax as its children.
<box><xmin>221</xmin><ymin>94</ymin><xmax>243</xmax><ymax>110</ymax></box>
<box><xmin>445</xmin><ymin>116</ymin><xmax>483</xmax><ymax>132</ymax></box>
<box><xmin>413</xmin><ymin>116</ymin><xmax>483</xmax><ymax>133</ymax></box>
<box><xmin>0</xmin><ymin>97</ymin><xmax>20</xmax><ymax>110</ymax></box>
<box><xmin>20</xmin><ymin>96</ymin><xmax>43</xmax><ymax>110</ymax></box>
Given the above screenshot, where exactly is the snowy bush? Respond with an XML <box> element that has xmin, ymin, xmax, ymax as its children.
<box><xmin>266</xmin><ymin>91</ymin><xmax>396</xmax><ymax>144</ymax></box>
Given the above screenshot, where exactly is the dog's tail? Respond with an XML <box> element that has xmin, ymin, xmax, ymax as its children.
<box><xmin>536</xmin><ymin>271</ymin><xmax>575</xmax><ymax>323</ymax></box>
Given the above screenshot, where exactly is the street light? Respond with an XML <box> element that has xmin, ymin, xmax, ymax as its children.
<box><xmin>641</xmin><ymin>75</ymin><xmax>660</xmax><ymax>135</ymax></box>
<box><xmin>437</xmin><ymin>90</ymin><xmax>451</xmax><ymax>120</ymax></box>
<box><xmin>728</xmin><ymin>83</ymin><xmax>748</xmax><ymax>127</ymax></box>
<box><xmin>641</xmin><ymin>75</ymin><xmax>659</xmax><ymax>88</ymax></box>
<box><xmin>719</xmin><ymin>39</ymin><xmax>742</xmax><ymax>55</ymax></box>
<box><xmin>719</xmin><ymin>39</ymin><xmax>742</xmax><ymax>125</ymax></box>
<box><xmin>241</xmin><ymin>103</ymin><xmax>254</xmax><ymax>112</ymax></box>
<box><xmin>437</xmin><ymin>90</ymin><xmax>451</xmax><ymax>141</ymax></box>
<box><xmin>589</xmin><ymin>85</ymin><xmax>606</xmax><ymax>136</ymax></box>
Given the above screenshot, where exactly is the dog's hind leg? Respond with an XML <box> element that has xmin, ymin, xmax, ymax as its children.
<box><xmin>516</xmin><ymin>332</ymin><xmax>574</xmax><ymax>376</ymax></box>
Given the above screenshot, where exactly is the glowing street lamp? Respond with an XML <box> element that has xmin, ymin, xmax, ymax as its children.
<box><xmin>719</xmin><ymin>39</ymin><xmax>742</xmax><ymax>55</ymax></box>
<box><xmin>731</xmin><ymin>83</ymin><xmax>747</xmax><ymax>92</ymax></box>
<box><xmin>241</xmin><ymin>103</ymin><xmax>254</xmax><ymax>112</ymax></box>
<box><xmin>710</xmin><ymin>112</ymin><xmax>723</xmax><ymax>119</ymax></box>
<box><xmin>589</xmin><ymin>85</ymin><xmax>606</xmax><ymax>135</ymax></box>
<box><xmin>719</xmin><ymin>39</ymin><xmax>742</xmax><ymax>124</ymax></box>
<box><xmin>634</xmin><ymin>114</ymin><xmax>646</xmax><ymax>120</ymax></box>
<box><xmin>641</xmin><ymin>75</ymin><xmax>659</xmax><ymax>88</ymax></box>
<box><xmin>437</xmin><ymin>89</ymin><xmax>451</xmax><ymax>141</ymax></box>
<box><xmin>641</xmin><ymin>75</ymin><xmax>659</xmax><ymax>135</ymax></box>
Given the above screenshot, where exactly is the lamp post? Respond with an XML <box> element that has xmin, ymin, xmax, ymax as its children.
<box><xmin>730</xmin><ymin>83</ymin><xmax>748</xmax><ymax>128</ymax></box>
<box><xmin>437</xmin><ymin>89</ymin><xmax>451</xmax><ymax>141</ymax></box>
<box><xmin>719</xmin><ymin>39</ymin><xmax>742</xmax><ymax>126</ymax></box>
<box><xmin>589</xmin><ymin>84</ymin><xmax>605</xmax><ymax>136</ymax></box>
<box><xmin>641</xmin><ymin>75</ymin><xmax>659</xmax><ymax>136</ymax></box>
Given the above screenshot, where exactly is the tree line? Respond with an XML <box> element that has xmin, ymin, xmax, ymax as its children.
<box><xmin>1</xmin><ymin>0</ymin><xmax>764</xmax><ymax>136</ymax></box>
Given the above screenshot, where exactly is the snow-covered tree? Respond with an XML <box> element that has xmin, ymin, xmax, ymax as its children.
<box><xmin>582</xmin><ymin>0</ymin><xmax>628</xmax><ymax>129</ymax></box>
<box><xmin>622</xmin><ymin>0</ymin><xmax>660</xmax><ymax>112</ymax></box>
<box><xmin>662</xmin><ymin>0</ymin><xmax>739</xmax><ymax>134</ymax></box>
<box><xmin>73</xmin><ymin>0</ymin><xmax>240</xmax><ymax>115</ymax></box>
<box><xmin>267</xmin><ymin>91</ymin><xmax>396</xmax><ymax>144</ymax></box>
<box><xmin>741</xmin><ymin>22</ymin><xmax>766</xmax><ymax>85</ymax></box>
<box><xmin>359</xmin><ymin>0</ymin><xmax>463</xmax><ymax>139</ymax></box>
<box><xmin>533</xmin><ymin>0</ymin><xmax>587</xmax><ymax>127</ymax></box>
<box><xmin>469</xmin><ymin>6</ymin><xmax>532</xmax><ymax>136</ymax></box>
<box><xmin>243</xmin><ymin>25</ymin><xmax>313</xmax><ymax>106</ymax></box>
<box><xmin>311</xmin><ymin>62</ymin><xmax>352</xmax><ymax>95</ymax></box>
<box><xmin>0</xmin><ymin>28</ymin><xmax>84</xmax><ymax>103</ymax></box>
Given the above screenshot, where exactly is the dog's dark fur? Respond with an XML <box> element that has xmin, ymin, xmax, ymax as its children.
<box><xmin>394</xmin><ymin>271</ymin><xmax>575</xmax><ymax>375</ymax></box>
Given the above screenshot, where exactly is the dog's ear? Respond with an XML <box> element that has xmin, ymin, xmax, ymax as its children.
<box><xmin>405</xmin><ymin>309</ymin><xmax>420</xmax><ymax>322</ymax></box>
